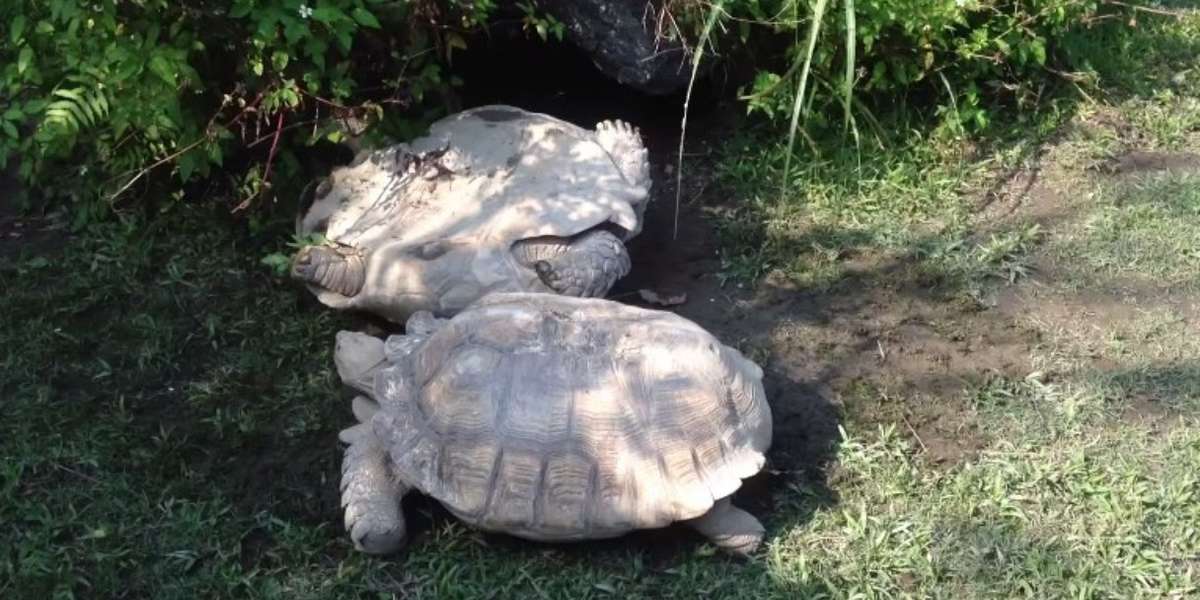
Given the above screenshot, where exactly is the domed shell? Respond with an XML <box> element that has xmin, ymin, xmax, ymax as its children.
<box><xmin>368</xmin><ymin>294</ymin><xmax>771</xmax><ymax>541</ymax></box>
<box><xmin>300</xmin><ymin>105</ymin><xmax>649</xmax><ymax>256</ymax></box>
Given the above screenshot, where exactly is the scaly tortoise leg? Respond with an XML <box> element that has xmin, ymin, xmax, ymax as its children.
<box><xmin>686</xmin><ymin>498</ymin><xmax>766</xmax><ymax>556</ymax></box>
<box><xmin>514</xmin><ymin>229</ymin><xmax>631</xmax><ymax>298</ymax></box>
<box><xmin>594</xmin><ymin>119</ymin><xmax>650</xmax><ymax>192</ymax></box>
<box><xmin>291</xmin><ymin>245</ymin><xmax>366</xmax><ymax>297</ymax></box>
<box><xmin>339</xmin><ymin>396</ymin><xmax>410</xmax><ymax>554</ymax></box>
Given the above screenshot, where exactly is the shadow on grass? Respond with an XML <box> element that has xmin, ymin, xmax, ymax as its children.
<box><xmin>1099</xmin><ymin>361</ymin><xmax>1200</xmax><ymax>412</ymax></box>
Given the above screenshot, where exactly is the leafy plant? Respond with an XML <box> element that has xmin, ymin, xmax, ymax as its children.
<box><xmin>0</xmin><ymin>0</ymin><xmax>497</xmax><ymax>222</ymax></box>
<box><xmin>517</xmin><ymin>1</ymin><xmax>567</xmax><ymax>42</ymax></box>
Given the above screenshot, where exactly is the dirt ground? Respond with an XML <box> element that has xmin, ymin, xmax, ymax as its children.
<box><xmin>613</xmin><ymin>113</ymin><xmax>1200</xmax><ymax>491</ymax></box>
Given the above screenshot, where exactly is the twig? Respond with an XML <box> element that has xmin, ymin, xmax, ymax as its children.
<box><xmin>104</xmin><ymin>91</ymin><xmax>263</xmax><ymax>203</ymax></box>
<box><xmin>901</xmin><ymin>415</ymin><xmax>929</xmax><ymax>454</ymax></box>
<box><xmin>52</xmin><ymin>462</ymin><xmax>101</xmax><ymax>485</ymax></box>
<box><xmin>265</xmin><ymin>110</ymin><xmax>285</xmax><ymax>181</ymax></box>
<box><xmin>298</xmin><ymin>88</ymin><xmax>353</xmax><ymax>111</ymax></box>
<box><xmin>236</xmin><ymin>110</ymin><xmax>287</xmax><ymax>214</ymax></box>
<box><xmin>245</xmin><ymin>118</ymin><xmax>324</xmax><ymax>148</ymax></box>
<box><xmin>105</xmin><ymin>137</ymin><xmax>207</xmax><ymax>204</ymax></box>
<box><xmin>1103</xmin><ymin>0</ymin><xmax>1188</xmax><ymax>18</ymax></box>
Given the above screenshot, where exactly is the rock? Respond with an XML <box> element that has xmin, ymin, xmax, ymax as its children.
<box><xmin>539</xmin><ymin>0</ymin><xmax>700</xmax><ymax>95</ymax></box>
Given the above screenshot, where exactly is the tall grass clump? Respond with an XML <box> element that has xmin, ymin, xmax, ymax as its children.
<box><xmin>666</xmin><ymin>0</ymin><xmax>1111</xmax><ymax>189</ymax></box>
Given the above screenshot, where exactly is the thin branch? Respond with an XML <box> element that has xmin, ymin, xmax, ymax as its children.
<box><xmin>901</xmin><ymin>415</ymin><xmax>929</xmax><ymax>454</ymax></box>
<box><xmin>235</xmin><ymin>110</ymin><xmax>287</xmax><ymax>214</ymax></box>
<box><xmin>1103</xmin><ymin>0</ymin><xmax>1188</xmax><ymax>18</ymax></box>
<box><xmin>103</xmin><ymin>91</ymin><xmax>263</xmax><ymax>203</ymax></box>
<box><xmin>104</xmin><ymin>137</ymin><xmax>207</xmax><ymax>204</ymax></box>
<box><xmin>245</xmin><ymin>118</ymin><xmax>324</xmax><ymax>148</ymax></box>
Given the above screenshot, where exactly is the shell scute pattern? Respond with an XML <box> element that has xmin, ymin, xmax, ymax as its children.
<box><xmin>480</xmin><ymin>449</ymin><xmax>545</xmax><ymax>530</ymax></box>
<box><xmin>498</xmin><ymin>353</ymin><xmax>576</xmax><ymax>446</ymax></box>
<box><xmin>538</xmin><ymin>453</ymin><xmax>593</xmax><ymax>532</ymax></box>
<box><xmin>436</xmin><ymin>442</ymin><xmax>500</xmax><ymax>517</ymax></box>
<box><xmin>347</xmin><ymin>294</ymin><xmax>771</xmax><ymax>545</ymax></box>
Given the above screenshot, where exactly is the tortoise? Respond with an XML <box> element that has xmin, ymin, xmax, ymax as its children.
<box><xmin>333</xmin><ymin>293</ymin><xmax>773</xmax><ymax>555</ymax></box>
<box><xmin>291</xmin><ymin>105</ymin><xmax>652</xmax><ymax>323</ymax></box>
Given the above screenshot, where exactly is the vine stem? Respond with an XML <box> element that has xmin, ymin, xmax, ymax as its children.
<box><xmin>1103</xmin><ymin>0</ymin><xmax>1187</xmax><ymax>18</ymax></box>
<box><xmin>105</xmin><ymin>92</ymin><xmax>264</xmax><ymax>204</ymax></box>
<box><xmin>262</xmin><ymin>111</ymin><xmax>286</xmax><ymax>186</ymax></box>
<box><xmin>233</xmin><ymin>110</ymin><xmax>287</xmax><ymax>213</ymax></box>
<box><xmin>104</xmin><ymin>137</ymin><xmax>207</xmax><ymax>204</ymax></box>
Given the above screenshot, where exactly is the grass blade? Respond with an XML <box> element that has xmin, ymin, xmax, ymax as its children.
<box><xmin>675</xmin><ymin>0</ymin><xmax>725</xmax><ymax>240</ymax></box>
<box><xmin>842</xmin><ymin>0</ymin><xmax>856</xmax><ymax>133</ymax></box>
<box><xmin>781</xmin><ymin>0</ymin><xmax>830</xmax><ymax>200</ymax></box>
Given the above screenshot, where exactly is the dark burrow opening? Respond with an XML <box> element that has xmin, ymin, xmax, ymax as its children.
<box><xmin>454</xmin><ymin>26</ymin><xmax>728</xmax><ymax>154</ymax></box>
<box><xmin>452</xmin><ymin>27</ymin><xmax>744</xmax><ymax>298</ymax></box>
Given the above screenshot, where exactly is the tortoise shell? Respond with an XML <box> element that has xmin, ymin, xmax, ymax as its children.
<box><xmin>365</xmin><ymin>294</ymin><xmax>772</xmax><ymax>541</ymax></box>
<box><xmin>300</xmin><ymin>105</ymin><xmax>649</xmax><ymax>252</ymax></box>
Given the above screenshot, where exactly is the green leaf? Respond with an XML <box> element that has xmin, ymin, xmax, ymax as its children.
<box><xmin>18</xmin><ymin>47</ymin><xmax>33</xmax><ymax>75</ymax></box>
<box><xmin>178</xmin><ymin>151</ymin><xmax>197</xmax><ymax>182</ymax></box>
<box><xmin>336</xmin><ymin>29</ymin><xmax>353</xmax><ymax>53</ymax></box>
<box><xmin>311</xmin><ymin>6</ymin><xmax>343</xmax><ymax>24</ymax></box>
<box><xmin>272</xmin><ymin>51</ymin><xmax>290</xmax><ymax>71</ymax></box>
<box><xmin>230</xmin><ymin>2</ymin><xmax>254</xmax><ymax>18</ymax></box>
<box><xmin>90</xmin><ymin>93</ymin><xmax>110</xmax><ymax>119</ymax></box>
<box><xmin>1029</xmin><ymin>38</ymin><xmax>1047</xmax><ymax>66</ymax></box>
<box><xmin>149</xmin><ymin>54</ymin><xmax>177</xmax><ymax>85</ymax></box>
<box><xmin>10</xmin><ymin>15</ymin><xmax>26</xmax><ymax>44</ymax></box>
<box><xmin>1</xmin><ymin>121</ymin><xmax>18</xmax><ymax>139</ymax></box>
<box><xmin>351</xmin><ymin>7</ymin><xmax>381</xmax><ymax>28</ymax></box>
<box><xmin>260</xmin><ymin>252</ymin><xmax>293</xmax><ymax>276</ymax></box>
<box><xmin>208</xmin><ymin>141</ymin><xmax>224</xmax><ymax>166</ymax></box>
<box><xmin>284</xmin><ymin>18</ymin><xmax>310</xmax><ymax>43</ymax></box>
<box><xmin>53</xmin><ymin>96</ymin><xmax>92</xmax><ymax>127</ymax></box>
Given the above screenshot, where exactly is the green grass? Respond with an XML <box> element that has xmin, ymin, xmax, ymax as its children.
<box><xmin>4</xmin><ymin>7</ymin><xmax>1200</xmax><ymax>600</ymax></box>
<box><xmin>3</xmin><ymin>219</ymin><xmax>1199</xmax><ymax>597</ymax></box>
<box><xmin>4</xmin><ymin>216</ymin><xmax>1199</xmax><ymax>597</ymax></box>
<box><xmin>1053</xmin><ymin>173</ymin><xmax>1200</xmax><ymax>289</ymax></box>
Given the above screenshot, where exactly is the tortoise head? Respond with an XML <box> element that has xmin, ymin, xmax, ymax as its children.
<box><xmin>334</xmin><ymin>331</ymin><xmax>387</xmax><ymax>394</ymax></box>
<box><xmin>355</xmin><ymin>238</ymin><xmax>484</xmax><ymax>315</ymax></box>
<box><xmin>291</xmin><ymin>245</ymin><xmax>366</xmax><ymax>298</ymax></box>
<box><xmin>294</xmin><ymin>238</ymin><xmax>487</xmax><ymax>320</ymax></box>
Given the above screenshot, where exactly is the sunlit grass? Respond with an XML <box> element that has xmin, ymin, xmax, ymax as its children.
<box><xmin>3</xmin><ymin>6</ymin><xmax>1200</xmax><ymax>600</ymax></box>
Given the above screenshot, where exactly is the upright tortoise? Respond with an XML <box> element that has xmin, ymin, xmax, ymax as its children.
<box><xmin>334</xmin><ymin>293</ymin><xmax>773</xmax><ymax>555</ymax></box>
<box><xmin>292</xmin><ymin>105</ymin><xmax>651</xmax><ymax>323</ymax></box>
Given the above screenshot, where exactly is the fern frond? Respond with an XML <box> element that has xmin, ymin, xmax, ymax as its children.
<box><xmin>43</xmin><ymin>85</ymin><xmax>110</xmax><ymax>134</ymax></box>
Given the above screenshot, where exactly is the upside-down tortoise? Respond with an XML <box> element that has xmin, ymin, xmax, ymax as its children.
<box><xmin>333</xmin><ymin>293</ymin><xmax>773</xmax><ymax>555</ymax></box>
<box><xmin>291</xmin><ymin>105</ymin><xmax>651</xmax><ymax>323</ymax></box>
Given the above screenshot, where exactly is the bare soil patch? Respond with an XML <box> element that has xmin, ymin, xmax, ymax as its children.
<box><xmin>615</xmin><ymin>156</ymin><xmax>1041</xmax><ymax>470</ymax></box>
<box><xmin>622</xmin><ymin>110</ymin><xmax>1200</xmax><ymax>471</ymax></box>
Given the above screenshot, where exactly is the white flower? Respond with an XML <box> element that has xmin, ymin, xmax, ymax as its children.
<box><xmin>298</xmin><ymin>4</ymin><xmax>313</xmax><ymax>18</ymax></box>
